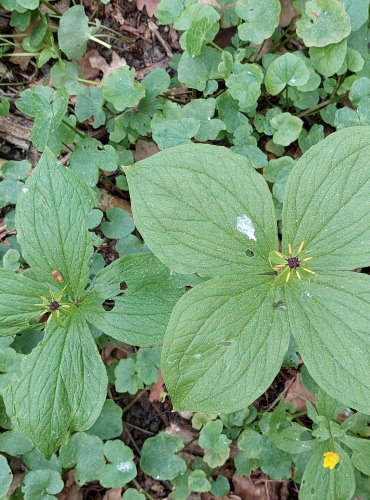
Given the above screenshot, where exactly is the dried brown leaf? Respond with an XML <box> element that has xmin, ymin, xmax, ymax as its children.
<box><xmin>149</xmin><ymin>371</ymin><xmax>165</xmax><ymax>402</ymax></box>
<box><xmin>134</xmin><ymin>139</ymin><xmax>159</xmax><ymax>162</ymax></box>
<box><xmin>279</xmin><ymin>0</ymin><xmax>298</xmax><ymax>27</ymax></box>
<box><xmin>79</xmin><ymin>49</ymin><xmax>102</xmax><ymax>80</ymax></box>
<box><xmin>99</xmin><ymin>189</ymin><xmax>132</xmax><ymax>215</ymax></box>
<box><xmin>136</xmin><ymin>0</ymin><xmax>160</xmax><ymax>17</ymax></box>
<box><xmin>103</xmin><ymin>489</ymin><xmax>122</xmax><ymax>500</ymax></box>
<box><xmin>284</xmin><ymin>374</ymin><xmax>315</xmax><ymax>412</ymax></box>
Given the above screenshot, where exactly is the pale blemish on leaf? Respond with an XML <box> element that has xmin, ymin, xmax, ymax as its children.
<box><xmin>116</xmin><ymin>461</ymin><xmax>134</xmax><ymax>472</ymax></box>
<box><xmin>236</xmin><ymin>214</ymin><xmax>257</xmax><ymax>241</ymax></box>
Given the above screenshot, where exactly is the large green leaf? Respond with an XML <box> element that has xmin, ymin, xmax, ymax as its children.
<box><xmin>125</xmin><ymin>144</ymin><xmax>277</xmax><ymax>277</ymax></box>
<box><xmin>296</xmin><ymin>0</ymin><xmax>351</xmax><ymax>48</ymax></box>
<box><xmin>80</xmin><ymin>254</ymin><xmax>186</xmax><ymax>346</ymax></box>
<box><xmin>16</xmin><ymin>149</ymin><xmax>97</xmax><ymax>298</ymax></box>
<box><xmin>282</xmin><ymin>127</ymin><xmax>370</xmax><ymax>271</ymax></box>
<box><xmin>4</xmin><ymin>314</ymin><xmax>107</xmax><ymax>458</ymax></box>
<box><xmin>285</xmin><ymin>272</ymin><xmax>370</xmax><ymax>414</ymax></box>
<box><xmin>300</xmin><ymin>442</ymin><xmax>355</xmax><ymax>500</ymax></box>
<box><xmin>0</xmin><ymin>270</ymin><xmax>48</xmax><ymax>336</ymax></box>
<box><xmin>162</xmin><ymin>274</ymin><xmax>290</xmax><ymax>413</ymax></box>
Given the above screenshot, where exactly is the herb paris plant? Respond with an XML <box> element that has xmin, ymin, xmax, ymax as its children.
<box><xmin>0</xmin><ymin>150</ymin><xmax>187</xmax><ymax>457</ymax></box>
<box><xmin>125</xmin><ymin>126</ymin><xmax>370</xmax><ymax>414</ymax></box>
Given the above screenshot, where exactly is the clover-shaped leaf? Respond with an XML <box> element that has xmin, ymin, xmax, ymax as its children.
<box><xmin>140</xmin><ymin>433</ymin><xmax>186</xmax><ymax>480</ymax></box>
<box><xmin>103</xmin><ymin>67</ymin><xmax>146</xmax><ymax>112</ymax></box>
<box><xmin>236</xmin><ymin>0</ymin><xmax>281</xmax><ymax>44</ymax></box>
<box><xmin>188</xmin><ymin>470</ymin><xmax>211</xmax><ymax>492</ymax></box>
<box><xmin>115</xmin><ymin>358</ymin><xmax>144</xmax><ymax>394</ymax></box>
<box><xmin>226</xmin><ymin>63</ymin><xmax>264</xmax><ymax>108</ymax></box>
<box><xmin>182</xmin><ymin>98</ymin><xmax>226</xmax><ymax>141</ymax></box>
<box><xmin>126</xmin><ymin>129</ymin><xmax>370</xmax><ymax>414</ymax></box>
<box><xmin>75</xmin><ymin>88</ymin><xmax>106</xmax><ymax>128</ymax></box>
<box><xmin>296</xmin><ymin>0</ymin><xmax>351</xmax><ymax>47</ymax></box>
<box><xmin>97</xmin><ymin>440</ymin><xmax>137</xmax><ymax>488</ymax></box>
<box><xmin>198</xmin><ymin>420</ymin><xmax>231</xmax><ymax>468</ymax></box>
<box><xmin>270</xmin><ymin>113</ymin><xmax>303</xmax><ymax>146</ymax></box>
<box><xmin>265</xmin><ymin>53</ymin><xmax>309</xmax><ymax>96</ymax></box>
<box><xmin>136</xmin><ymin>347</ymin><xmax>161</xmax><ymax>385</ymax></box>
<box><xmin>70</xmin><ymin>138</ymin><xmax>119</xmax><ymax>186</ymax></box>
<box><xmin>58</xmin><ymin>433</ymin><xmax>105</xmax><ymax>485</ymax></box>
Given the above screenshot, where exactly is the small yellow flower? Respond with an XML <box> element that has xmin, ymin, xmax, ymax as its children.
<box><xmin>323</xmin><ymin>451</ymin><xmax>340</xmax><ymax>470</ymax></box>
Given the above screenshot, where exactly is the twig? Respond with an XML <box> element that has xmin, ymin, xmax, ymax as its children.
<box><xmin>148</xmin><ymin>21</ymin><xmax>173</xmax><ymax>58</ymax></box>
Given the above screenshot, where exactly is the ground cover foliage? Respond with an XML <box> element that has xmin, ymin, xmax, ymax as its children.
<box><xmin>0</xmin><ymin>0</ymin><xmax>370</xmax><ymax>498</ymax></box>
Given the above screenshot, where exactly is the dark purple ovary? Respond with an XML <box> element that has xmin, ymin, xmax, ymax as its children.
<box><xmin>49</xmin><ymin>301</ymin><xmax>60</xmax><ymax>311</ymax></box>
<box><xmin>287</xmin><ymin>257</ymin><xmax>300</xmax><ymax>269</ymax></box>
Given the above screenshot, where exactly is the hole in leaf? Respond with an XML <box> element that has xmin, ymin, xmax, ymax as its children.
<box><xmin>120</xmin><ymin>281</ymin><xmax>128</xmax><ymax>291</ymax></box>
<box><xmin>245</xmin><ymin>249</ymin><xmax>254</xmax><ymax>257</ymax></box>
<box><xmin>103</xmin><ymin>299</ymin><xmax>115</xmax><ymax>311</ymax></box>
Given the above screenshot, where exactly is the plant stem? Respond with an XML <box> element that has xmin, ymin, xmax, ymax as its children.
<box><xmin>297</xmin><ymin>98</ymin><xmax>338</xmax><ymax>118</ymax></box>
<box><xmin>77</xmin><ymin>78</ymin><xmax>98</xmax><ymax>85</ymax></box>
<box><xmin>40</xmin><ymin>0</ymin><xmax>62</xmax><ymax>15</ymax></box>
<box><xmin>122</xmin><ymin>388</ymin><xmax>147</xmax><ymax>413</ymax></box>
<box><xmin>1</xmin><ymin>52</ymin><xmax>40</xmax><ymax>57</ymax></box>
<box><xmin>89</xmin><ymin>35</ymin><xmax>111</xmax><ymax>50</ymax></box>
<box><xmin>61</xmin><ymin>119</ymin><xmax>86</xmax><ymax>138</ymax></box>
<box><xmin>209</xmin><ymin>40</ymin><xmax>223</xmax><ymax>52</ymax></box>
<box><xmin>132</xmin><ymin>479</ymin><xmax>155</xmax><ymax>500</ymax></box>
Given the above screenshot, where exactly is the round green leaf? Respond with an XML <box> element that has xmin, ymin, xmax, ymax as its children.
<box><xmin>309</xmin><ymin>39</ymin><xmax>347</xmax><ymax>77</ymax></box>
<box><xmin>87</xmin><ymin>400</ymin><xmax>123</xmax><ymax>440</ymax></box>
<box><xmin>177</xmin><ymin>46</ymin><xmax>222</xmax><ymax>91</ymax></box>
<box><xmin>22</xmin><ymin>470</ymin><xmax>63</xmax><ymax>500</ymax></box>
<box><xmin>0</xmin><ymin>454</ymin><xmax>12</xmax><ymax>497</ymax></box>
<box><xmin>339</xmin><ymin>0</ymin><xmax>370</xmax><ymax>31</ymax></box>
<box><xmin>140</xmin><ymin>433</ymin><xmax>186</xmax><ymax>481</ymax></box>
<box><xmin>236</xmin><ymin>0</ymin><xmax>281</xmax><ymax>44</ymax></box>
<box><xmin>265</xmin><ymin>53</ymin><xmax>310</xmax><ymax>95</ymax></box>
<box><xmin>122</xmin><ymin>489</ymin><xmax>146</xmax><ymax>500</ymax></box>
<box><xmin>58</xmin><ymin>5</ymin><xmax>90</xmax><ymax>60</ymax></box>
<box><xmin>349</xmin><ymin>77</ymin><xmax>370</xmax><ymax>105</ymax></box>
<box><xmin>296</xmin><ymin>0</ymin><xmax>351</xmax><ymax>48</ymax></box>
<box><xmin>101</xmin><ymin>207</ymin><xmax>135</xmax><ymax>239</ymax></box>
